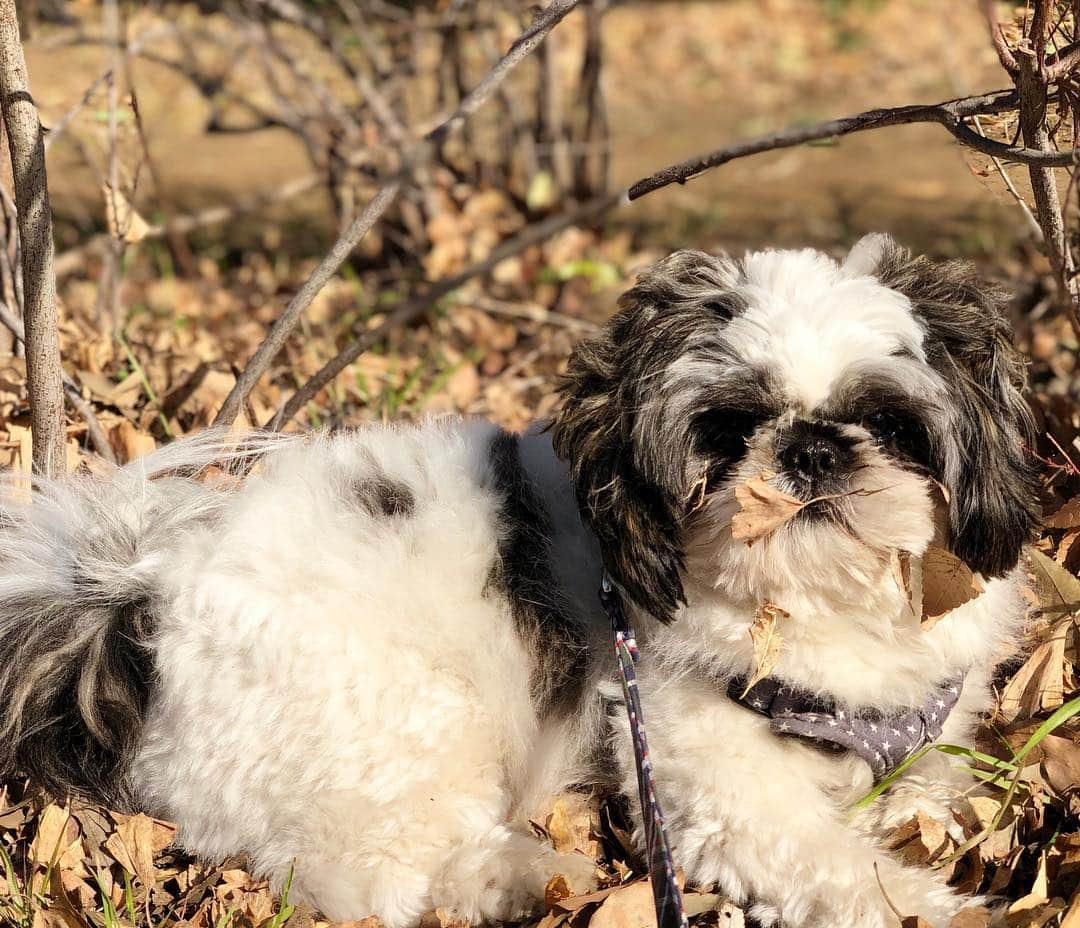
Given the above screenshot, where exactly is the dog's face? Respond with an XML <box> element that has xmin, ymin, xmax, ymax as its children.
<box><xmin>552</xmin><ymin>235</ymin><xmax>1041</xmax><ymax>620</ymax></box>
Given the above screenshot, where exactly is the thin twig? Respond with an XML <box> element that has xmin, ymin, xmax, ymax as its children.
<box><xmin>971</xmin><ymin>114</ymin><xmax>1044</xmax><ymax>240</ymax></box>
<box><xmin>267</xmin><ymin>191</ymin><xmax>620</xmax><ymax>430</ymax></box>
<box><xmin>0</xmin><ymin>0</ymin><xmax>65</xmax><ymax>477</ymax></box>
<box><xmin>626</xmin><ymin>90</ymin><xmax>1078</xmax><ymax>202</ymax></box>
<box><xmin>103</xmin><ymin>0</ymin><xmax>125</xmax><ymax>332</ymax></box>
<box><xmin>213</xmin><ymin>0</ymin><xmax>584</xmax><ymax>429</ymax></box>
<box><xmin>42</xmin><ymin>28</ymin><xmax>158</xmax><ymax>153</ymax></box>
<box><xmin>467</xmin><ymin>295</ymin><xmax>602</xmax><ymax>333</ymax></box>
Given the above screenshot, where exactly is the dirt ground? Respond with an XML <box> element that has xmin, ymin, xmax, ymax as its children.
<box><xmin>34</xmin><ymin>0</ymin><xmax>1019</xmax><ymax>256</ymax></box>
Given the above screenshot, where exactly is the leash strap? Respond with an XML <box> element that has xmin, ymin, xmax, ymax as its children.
<box><xmin>599</xmin><ymin>575</ymin><xmax>689</xmax><ymax>928</ymax></box>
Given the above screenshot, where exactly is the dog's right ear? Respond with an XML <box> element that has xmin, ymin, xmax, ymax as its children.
<box><xmin>552</xmin><ymin>250</ymin><xmax>738</xmax><ymax>622</ymax></box>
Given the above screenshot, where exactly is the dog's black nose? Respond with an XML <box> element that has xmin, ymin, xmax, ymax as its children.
<box><xmin>779</xmin><ymin>424</ymin><xmax>853</xmax><ymax>486</ymax></box>
<box><xmin>784</xmin><ymin>438</ymin><xmax>838</xmax><ymax>480</ymax></box>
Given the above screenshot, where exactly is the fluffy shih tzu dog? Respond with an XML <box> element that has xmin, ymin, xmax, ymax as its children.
<box><xmin>0</xmin><ymin>234</ymin><xmax>1040</xmax><ymax>927</ymax></box>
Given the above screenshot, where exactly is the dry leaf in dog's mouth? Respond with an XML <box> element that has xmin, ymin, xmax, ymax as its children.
<box><xmin>731</xmin><ymin>471</ymin><xmax>805</xmax><ymax>545</ymax></box>
<box><xmin>742</xmin><ymin>601</ymin><xmax>789</xmax><ymax>696</ymax></box>
<box><xmin>731</xmin><ymin>471</ymin><xmax>890</xmax><ymax>546</ymax></box>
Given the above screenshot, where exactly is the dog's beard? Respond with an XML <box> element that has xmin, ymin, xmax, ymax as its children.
<box><xmin>684</xmin><ymin>426</ymin><xmax>938</xmax><ymax>610</ymax></box>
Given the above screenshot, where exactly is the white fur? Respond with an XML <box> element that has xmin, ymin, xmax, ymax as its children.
<box><xmin>1</xmin><ymin>245</ymin><xmax>1026</xmax><ymax>928</ymax></box>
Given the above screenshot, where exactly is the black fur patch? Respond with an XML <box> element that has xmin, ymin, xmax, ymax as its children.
<box><xmin>874</xmin><ymin>242</ymin><xmax>1041</xmax><ymax>575</ymax></box>
<box><xmin>1</xmin><ymin>579</ymin><xmax>156</xmax><ymax>809</ymax></box>
<box><xmin>552</xmin><ymin>250</ymin><xmax>747</xmax><ymax>622</ymax></box>
<box><xmin>486</xmin><ymin>430</ymin><xmax>588</xmax><ymax>715</ymax></box>
<box><xmin>352</xmin><ymin>474</ymin><xmax>416</xmax><ymax>519</ymax></box>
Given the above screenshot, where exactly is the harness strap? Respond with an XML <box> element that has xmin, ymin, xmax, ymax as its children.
<box><xmin>727</xmin><ymin>673</ymin><xmax>966</xmax><ymax>781</ymax></box>
<box><xmin>599</xmin><ymin>576</ymin><xmax>688</xmax><ymax>928</ymax></box>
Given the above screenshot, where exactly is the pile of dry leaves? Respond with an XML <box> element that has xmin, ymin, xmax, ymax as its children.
<box><xmin>2</xmin><ymin>457</ymin><xmax>1080</xmax><ymax>928</ymax></box>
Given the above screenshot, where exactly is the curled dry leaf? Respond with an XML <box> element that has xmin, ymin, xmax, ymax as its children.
<box><xmin>742</xmin><ymin>601</ymin><xmax>789</xmax><ymax>697</ymax></box>
<box><xmin>587</xmin><ymin>880</ymin><xmax>659</xmax><ymax>928</ymax></box>
<box><xmin>1045</xmin><ymin>496</ymin><xmax>1080</xmax><ymax>530</ymax></box>
<box><xmin>919</xmin><ymin>547</ymin><xmax>984</xmax><ymax>630</ymax></box>
<box><xmin>1026</xmin><ymin>548</ymin><xmax>1080</xmax><ymax>618</ymax></box>
<box><xmin>544</xmin><ymin>794</ymin><xmax>600</xmax><ymax>858</ymax></box>
<box><xmin>30</xmin><ymin>803</ymin><xmax>74</xmax><ymax>867</ymax></box>
<box><xmin>103</xmin><ymin>812</ymin><xmax>174</xmax><ymax>888</ymax></box>
<box><xmin>418</xmin><ymin>908</ymin><xmax>470</xmax><ymax>928</ymax></box>
<box><xmin>998</xmin><ymin>621</ymin><xmax>1070</xmax><ymax>722</ymax></box>
<box><xmin>886</xmin><ymin>812</ymin><xmax>953</xmax><ymax>868</ymax></box>
<box><xmin>108</xmin><ymin>420</ymin><xmax>157</xmax><ymax>463</ymax></box>
<box><xmin>545</xmin><ymin>874</ymin><xmax>574</xmax><ymax>910</ymax></box>
<box><xmin>103</xmin><ymin>184</ymin><xmax>151</xmax><ymax>244</ymax></box>
<box><xmin>731</xmin><ymin>471</ymin><xmax>804</xmax><ymax>545</ymax></box>
<box><xmin>891</xmin><ymin>550</ymin><xmax>914</xmax><ymax>612</ymax></box>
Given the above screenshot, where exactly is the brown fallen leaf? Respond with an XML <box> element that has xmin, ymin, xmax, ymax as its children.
<box><xmin>30</xmin><ymin>804</ymin><xmax>75</xmax><ymax>868</ymax></box>
<box><xmin>731</xmin><ymin>471</ymin><xmax>805</xmax><ymax>545</ymax></box>
<box><xmin>1026</xmin><ymin>548</ymin><xmax>1080</xmax><ymax>618</ymax></box>
<box><xmin>104</xmin><ymin>812</ymin><xmax>174</xmax><ymax>888</ymax></box>
<box><xmin>919</xmin><ymin>546</ymin><xmax>984</xmax><ymax>629</ymax></box>
<box><xmin>545</xmin><ymin>874</ymin><xmax>574</xmax><ymax>910</ymax></box>
<box><xmin>886</xmin><ymin>812</ymin><xmax>953</xmax><ymax>867</ymax></box>
<box><xmin>1057</xmin><ymin>530</ymin><xmax>1080</xmax><ymax>567</ymax></box>
<box><xmin>588</xmin><ymin>880</ymin><xmax>658</xmax><ymax>928</ymax></box>
<box><xmin>891</xmin><ymin>549</ymin><xmax>914</xmax><ymax>612</ymax></box>
<box><xmin>1038</xmin><ymin>733</ymin><xmax>1080</xmax><ymax>799</ymax></box>
<box><xmin>103</xmin><ymin>183</ymin><xmax>151</xmax><ymax>244</ymax></box>
<box><xmin>109</xmin><ymin>420</ymin><xmax>157</xmax><ymax>463</ymax></box>
<box><xmin>419</xmin><ymin>909</ymin><xmax>470</xmax><ymax>928</ymax></box>
<box><xmin>742</xmin><ymin>601</ymin><xmax>789</xmax><ymax>697</ymax></box>
<box><xmin>1060</xmin><ymin>890</ymin><xmax>1080</xmax><ymax>928</ymax></box>
<box><xmin>949</xmin><ymin>907</ymin><xmax>992</xmax><ymax>928</ymax></box>
<box><xmin>545</xmin><ymin>794</ymin><xmax>600</xmax><ymax>858</ymax></box>
<box><xmin>76</xmin><ymin>369</ymin><xmax>143</xmax><ymax>408</ymax></box>
<box><xmin>1045</xmin><ymin>496</ymin><xmax>1080</xmax><ymax>529</ymax></box>
<box><xmin>998</xmin><ymin>621</ymin><xmax>1070</xmax><ymax>722</ymax></box>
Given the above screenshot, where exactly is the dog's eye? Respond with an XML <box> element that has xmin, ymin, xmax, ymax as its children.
<box><xmin>694</xmin><ymin>409</ymin><xmax>762</xmax><ymax>462</ymax></box>
<box><xmin>862</xmin><ymin>412</ymin><xmax>927</xmax><ymax>461</ymax></box>
<box><xmin>863</xmin><ymin>412</ymin><xmax>900</xmax><ymax>439</ymax></box>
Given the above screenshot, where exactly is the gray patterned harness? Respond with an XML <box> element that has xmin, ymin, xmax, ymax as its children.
<box><xmin>726</xmin><ymin>674</ymin><xmax>966</xmax><ymax>780</ymax></box>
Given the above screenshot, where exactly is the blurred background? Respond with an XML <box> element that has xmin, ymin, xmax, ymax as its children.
<box><xmin>9</xmin><ymin>0</ymin><xmax>1057</xmax><ymax>452</ymax></box>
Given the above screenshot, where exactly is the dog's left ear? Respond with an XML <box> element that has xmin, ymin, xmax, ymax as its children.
<box><xmin>856</xmin><ymin>234</ymin><xmax>1041</xmax><ymax>576</ymax></box>
<box><xmin>552</xmin><ymin>250</ymin><xmax>739</xmax><ymax>622</ymax></box>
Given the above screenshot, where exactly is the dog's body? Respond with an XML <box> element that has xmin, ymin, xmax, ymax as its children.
<box><xmin>0</xmin><ymin>237</ymin><xmax>1040</xmax><ymax>927</ymax></box>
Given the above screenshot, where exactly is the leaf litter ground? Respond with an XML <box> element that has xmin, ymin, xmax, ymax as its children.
<box><xmin>3</xmin><ymin>227</ymin><xmax>1080</xmax><ymax>927</ymax></box>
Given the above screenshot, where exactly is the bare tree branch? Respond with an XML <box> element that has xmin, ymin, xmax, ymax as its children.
<box><xmin>1014</xmin><ymin>2</ymin><xmax>1080</xmax><ymax>339</ymax></box>
<box><xmin>626</xmin><ymin>90</ymin><xmax>1079</xmax><ymax>202</ymax></box>
<box><xmin>267</xmin><ymin>191</ymin><xmax>620</xmax><ymax>431</ymax></box>
<box><xmin>980</xmin><ymin>0</ymin><xmax>1019</xmax><ymax>74</ymax></box>
<box><xmin>212</xmin><ymin>0</ymin><xmax>583</xmax><ymax>429</ymax></box>
<box><xmin>0</xmin><ymin>0</ymin><xmax>65</xmax><ymax>477</ymax></box>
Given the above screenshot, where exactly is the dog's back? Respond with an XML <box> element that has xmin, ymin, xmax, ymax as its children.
<box><xmin>0</xmin><ymin>419</ymin><xmax>600</xmax><ymax>925</ymax></box>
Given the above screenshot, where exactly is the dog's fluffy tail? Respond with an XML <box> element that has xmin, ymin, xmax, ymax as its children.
<box><xmin>0</xmin><ymin>429</ymin><xmax>292</xmax><ymax>805</ymax></box>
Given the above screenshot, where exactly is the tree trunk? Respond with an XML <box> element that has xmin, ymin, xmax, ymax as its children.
<box><xmin>0</xmin><ymin>0</ymin><xmax>65</xmax><ymax>477</ymax></box>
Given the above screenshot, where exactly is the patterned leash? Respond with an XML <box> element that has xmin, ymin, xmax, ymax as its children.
<box><xmin>599</xmin><ymin>575</ymin><xmax>689</xmax><ymax>928</ymax></box>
